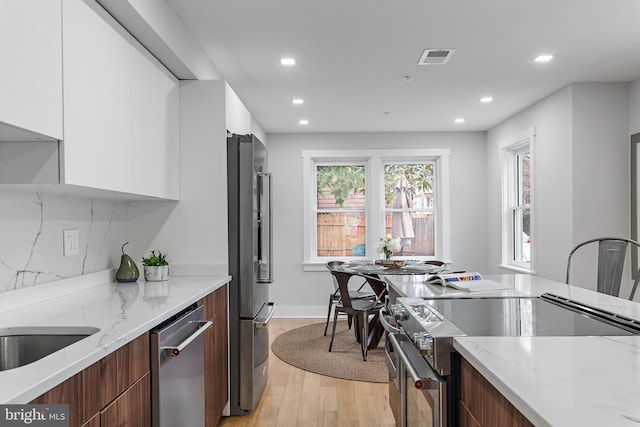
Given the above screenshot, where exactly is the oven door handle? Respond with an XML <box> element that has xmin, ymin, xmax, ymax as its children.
<box><xmin>384</xmin><ymin>339</ymin><xmax>398</xmax><ymax>379</ymax></box>
<box><xmin>388</xmin><ymin>333</ymin><xmax>442</xmax><ymax>390</ymax></box>
<box><xmin>379</xmin><ymin>307</ymin><xmax>401</xmax><ymax>334</ymax></box>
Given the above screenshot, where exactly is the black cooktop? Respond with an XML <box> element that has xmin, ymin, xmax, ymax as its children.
<box><xmin>424</xmin><ymin>296</ymin><xmax>637</xmax><ymax>336</ymax></box>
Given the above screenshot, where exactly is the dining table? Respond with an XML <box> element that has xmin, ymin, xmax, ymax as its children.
<box><xmin>331</xmin><ymin>260</ymin><xmax>446</xmax><ymax>351</ymax></box>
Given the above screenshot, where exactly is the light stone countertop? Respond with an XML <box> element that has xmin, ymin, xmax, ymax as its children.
<box><xmin>385</xmin><ymin>273</ymin><xmax>640</xmax><ymax>427</ymax></box>
<box><xmin>0</xmin><ymin>269</ymin><xmax>230</xmax><ymax>404</ymax></box>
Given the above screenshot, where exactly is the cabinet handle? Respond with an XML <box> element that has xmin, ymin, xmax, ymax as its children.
<box><xmin>162</xmin><ymin>320</ymin><xmax>212</xmax><ymax>357</ymax></box>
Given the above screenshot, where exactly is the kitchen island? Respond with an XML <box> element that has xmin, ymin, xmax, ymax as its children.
<box><xmin>0</xmin><ymin>269</ymin><xmax>230</xmax><ymax>404</ymax></box>
<box><xmin>385</xmin><ymin>273</ymin><xmax>640</xmax><ymax>427</ymax></box>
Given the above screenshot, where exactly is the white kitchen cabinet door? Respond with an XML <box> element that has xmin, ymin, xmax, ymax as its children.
<box><xmin>130</xmin><ymin>38</ymin><xmax>180</xmax><ymax>200</ymax></box>
<box><xmin>61</xmin><ymin>0</ymin><xmax>179</xmax><ymax>200</ymax></box>
<box><xmin>157</xmin><ymin>64</ymin><xmax>180</xmax><ymax>200</ymax></box>
<box><xmin>62</xmin><ymin>0</ymin><xmax>131</xmax><ymax>192</ymax></box>
<box><xmin>225</xmin><ymin>83</ymin><xmax>253</xmax><ymax>135</ymax></box>
<box><xmin>0</xmin><ymin>0</ymin><xmax>63</xmax><ymax>141</ymax></box>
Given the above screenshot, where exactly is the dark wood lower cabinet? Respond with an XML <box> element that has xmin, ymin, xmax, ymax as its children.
<box><xmin>31</xmin><ymin>333</ymin><xmax>150</xmax><ymax>427</ymax></box>
<box><xmin>100</xmin><ymin>373</ymin><xmax>150</xmax><ymax>427</ymax></box>
<box><xmin>80</xmin><ymin>414</ymin><xmax>100</xmax><ymax>427</ymax></box>
<box><xmin>31</xmin><ymin>372</ymin><xmax>81</xmax><ymax>427</ymax></box>
<box><xmin>460</xmin><ymin>357</ymin><xmax>534</xmax><ymax>427</ymax></box>
<box><xmin>460</xmin><ymin>401</ymin><xmax>482</xmax><ymax>427</ymax></box>
<box><xmin>199</xmin><ymin>284</ymin><xmax>229</xmax><ymax>427</ymax></box>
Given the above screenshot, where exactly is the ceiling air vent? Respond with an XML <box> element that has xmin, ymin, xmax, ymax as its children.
<box><xmin>418</xmin><ymin>49</ymin><xmax>455</xmax><ymax>65</ymax></box>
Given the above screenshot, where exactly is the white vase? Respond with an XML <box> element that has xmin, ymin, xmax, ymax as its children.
<box><xmin>144</xmin><ymin>265</ymin><xmax>169</xmax><ymax>282</ymax></box>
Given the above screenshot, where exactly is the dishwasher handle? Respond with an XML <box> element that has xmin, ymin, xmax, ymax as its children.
<box><xmin>162</xmin><ymin>320</ymin><xmax>212</xmax><ymax>357</ymax></box>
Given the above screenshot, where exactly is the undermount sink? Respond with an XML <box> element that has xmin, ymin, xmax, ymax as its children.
<box><xmin>0</xmin><ymin>326</ymin><xmax>100</xmax><ymax>372</ymax></box>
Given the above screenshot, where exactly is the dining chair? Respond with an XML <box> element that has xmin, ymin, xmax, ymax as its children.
<box><xmin>565</xmin><ymin>237</ymin><xmax>640</xmax><ymax>300</ymax></box>
<box><xmin>328</xmin><ymin>271</ymin><xmax>386</xmax><ymax>361</ymax></box>
<box><xmin>324</xmin><ymin>261</ymin><xmax>376</xmax><ymax>336</ymax></box>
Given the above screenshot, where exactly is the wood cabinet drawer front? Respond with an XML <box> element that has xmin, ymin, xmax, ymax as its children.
<box><xmin>116</xmin><ymin>332</ymin><xmax>150</xmax><ymax>392</ymax></box>
<box><xmin>33</xmin><ymin>332</ymin><xmax>151</xmax><ymax>426</ymax></box>
<box><xmin>30</xmin><ymin>373</ymin><xmax>80</xmax><ymax>427</ymax></box>
<box><xmin>460</xmin><ymin>401</ymin><xmax>482</xmax><ymax>427</ymax></box>
<box><xmin>100</xmin><ymin>373</ymin><xmax>151</xmax><ymax>427</ymax></box>
<box><xmin>80</xmin><ymin>332</ymin><xmax>149</xmax><ymax>423</ymax></box>
<box><xmin>460</xmin><ymin>358</ymin><xmax>534</xmax><ymax>427</ymax></box>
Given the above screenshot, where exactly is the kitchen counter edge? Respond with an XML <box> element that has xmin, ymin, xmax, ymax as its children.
<box><xmin>386</xmin><ymin>273</ymin><xmax>640</xmax><ymax>427</ymax></box>
<box><xmin>0</xmin><ymin>270</ymin><xmax>230</xmax><ymax>404</ymax></box>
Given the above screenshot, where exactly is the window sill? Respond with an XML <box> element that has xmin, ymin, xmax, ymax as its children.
<box><xmin>498</xmin><ymin>264</ymin><xmax>535</xmax><ymax>275</ymax></box>
<box><xmin>303</xmin><ymin>262</ymin><xmax>330</xmax><ymax>272</ymax></box>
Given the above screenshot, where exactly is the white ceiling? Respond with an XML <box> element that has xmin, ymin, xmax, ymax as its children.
<box><xmin>167</xmin><ymin>0</ymin><xmax>640</xmax><ymax>133</ymax></box>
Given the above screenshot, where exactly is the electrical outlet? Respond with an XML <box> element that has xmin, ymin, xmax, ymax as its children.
<box><xmin>63</xmin><ymin>229</ymin><xmax>79</xmax><ymax>256</ymax></box>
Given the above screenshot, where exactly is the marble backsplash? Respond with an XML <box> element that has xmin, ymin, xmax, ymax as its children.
<box><xmin>0</xmin><ymin>189</ymin><xmax>128</xmax><ymax>293</ymax></box>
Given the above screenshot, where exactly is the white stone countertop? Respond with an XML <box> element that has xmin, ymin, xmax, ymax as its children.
<box><xmin>0</xmin><ymin>269</ymin><xmax>230</xmax><ymax>404</ymax></box>
<box><xmin>385</xmin><ymin>273</ymin><xmax>640</xmax><ymax>427</ymax></box>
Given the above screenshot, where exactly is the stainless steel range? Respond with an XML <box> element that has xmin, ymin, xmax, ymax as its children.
<box><xmin>382</xmin><ymin>293</ymin><xmax>640</xmax><ymax>427</ymax></box>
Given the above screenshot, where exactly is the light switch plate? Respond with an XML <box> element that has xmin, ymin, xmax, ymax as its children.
<box><xmin>63</xmin><ymin>229</ymin><xmax>79</xmax><ymax>256</ymax></box>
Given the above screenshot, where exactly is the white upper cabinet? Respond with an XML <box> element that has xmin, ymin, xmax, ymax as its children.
<box><xmin>61</xmin><ymin>0</ymin><xmax>179</xmax><ymax>200</ymax></box>
<box><xmin>0</xmin><ymin>0</ymin><xmax>63</xmax><ymax>141</ymax></box>
<box><xmin>225</xmin><ymin>83</ymin><xmax>253</xmax><ymax>136</ymax></box>
<box><xmin>0</xmin><ymin>0</ymin><xmax>179</xmax><ymax>200</ymax></box>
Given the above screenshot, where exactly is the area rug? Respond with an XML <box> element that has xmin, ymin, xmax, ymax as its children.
<box><xmin>271</xmin><ymin>321</ymin><xmax>387</xmax><ymax>383</ymax></box>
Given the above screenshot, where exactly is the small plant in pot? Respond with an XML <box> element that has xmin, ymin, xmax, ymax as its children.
<box><xmin>141</xmin><ymin>250</ymin><xmax>169</xmax><ymax>282</ymax></box>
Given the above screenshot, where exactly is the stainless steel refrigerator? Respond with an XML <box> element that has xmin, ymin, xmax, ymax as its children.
<box><xmin>227</xmin><ymin>133</ymin><xmax>275</xmax><ymax>415</ymax></box>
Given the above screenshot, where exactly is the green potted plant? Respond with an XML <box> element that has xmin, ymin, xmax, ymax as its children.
<box><xmin>141</xmin><ymin>250</ymin><xmax>169</xmax><ymax>282</ymax></box>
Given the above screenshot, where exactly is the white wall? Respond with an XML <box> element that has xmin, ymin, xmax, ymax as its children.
<box><xmin>486</xmin><ymin>83</ymin><xmax>631</xmax><ymax>289</ymax></box>
<box><xmin>267</xmin><ymin>132</ymin><xmax>487</xmax><ymax>317</ymax></box>
<box><xmin>630</xmin><ymin>78</ymin><xmax>640</xmax><ymax>135</ymax></box>
<box><xmin>129</xmin><ymin>80</ymin><xmax>227</xmax><ymax>273</ymax></box>
<box><xmin>0</xmin><ymin>189</ymin><xmax>128</xmax><ymax>293</ymax></box>
<box><xmin>128</xmin><ymin>80</ymin><xmax>265</xmax><ymax>274</ymax></box>
<box><xmin>572</xmin><ymin>83</ymin><xmax>629</xmax><ymax>242</ymax></box>
<box><xmin>96</xmin><ymin>0</ymin><xmax>220</xmax><ymax>80</ymax></box>
<box><xmin>487</xmin><ymin>86</ymin><xmax>573</xmax><ymax>280</ymax></box>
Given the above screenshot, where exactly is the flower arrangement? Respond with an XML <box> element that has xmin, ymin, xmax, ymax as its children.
<box><xmin>376</xmin><ymin>235</ymin><xmax>401</xmax><ymax>261</ymax></box>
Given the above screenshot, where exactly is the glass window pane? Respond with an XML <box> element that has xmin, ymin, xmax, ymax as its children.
<box><xmin>384</xmin><ymin>164</ymin><xmax>434</xmax><ymax>207</ymax></box>
<box><xmin>383</xmin><ymin>163</ymin><xmax>435</xmax><ymax>257</ymax></box>
<box><xmin>317</xmin><ymin>212</ymin><xmax>366</xmax><ymax>257</ymax></box>
<box><xmin>316</xmin><ymin>165</ymin><xmax>365</xmax><ymax>209</ymax></box>
<box><xmin>384</xmin><ymin>211</ymin><xmax>435</xmax><ymax>256</ymax></box>
<box><xmin>513</xmin><ymin>208</ymin><xmax>530</xmax><ymax>263</ymax></box>
<box><xmin>517</xmin><ymin>152</ymin><xmax>530</xmax><ymax>206</ymax></box>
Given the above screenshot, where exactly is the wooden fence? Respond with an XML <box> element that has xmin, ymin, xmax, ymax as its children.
<box><xmin>317</xmin><ymin>213</ymin><xmax>434</xmax><ymax>257</ymax></box>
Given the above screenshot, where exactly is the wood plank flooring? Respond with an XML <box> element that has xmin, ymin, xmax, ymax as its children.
<box><xmin>220</xmin><ymin>318</ymin><xmax>396</xmax><ymax>427</ymax></box>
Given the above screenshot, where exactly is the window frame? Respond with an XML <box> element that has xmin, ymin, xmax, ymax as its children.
<box><xmin>500</xmin><ymin>129</ymin><xmax>535</xmax><ymax>273</ymax></box>
<box><xmin>302</xmin><ymin>149</ymin><xmax>451</xmax><ymax>270</ymax></box>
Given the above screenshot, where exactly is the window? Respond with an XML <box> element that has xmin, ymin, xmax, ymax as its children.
<box><xmin>501</xmin><ymin>130</ymin><xmax>534</xmax><ymax>272</ymax></box>
<box><xmin>303</xmin><ymin>149</ymin><xmax>450</xmax><ymax>268</ymax></box>
<box><xmin>383</xmin><ymin>163</ymin><xmax>436</xmax><ymax>257</ymax></box>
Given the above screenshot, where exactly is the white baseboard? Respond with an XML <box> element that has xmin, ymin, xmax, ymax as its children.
<box><xmin>273</xmin><ymin>305</ymin><xmax>327</xmax><ymax>318</ymax></box>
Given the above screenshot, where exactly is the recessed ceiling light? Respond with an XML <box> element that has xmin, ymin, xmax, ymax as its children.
<box><xmin>480</xmin><ymin>96</ymin><xmax>494</xmax><ymax>103</ymax></box>
<box><xmin>299</xmin><ymin>119</ymin><xmax>309</xmax><ymax>125</ymax></box>
<box><xmin>454</xmin><ymin>118</ymin><xmax>465</xmax><ymax>124</ymax></box>
<box><xmin>281</xmin><ymin>57</ymin><xmax>296</xmax><ymax>66</ymax></box>
<box><xmin>292</xmin><ymin>98</ymin><xmax>304</xmax><ymax>105</ymax></box>
<box><xmin>533</xmin><ymin>54</ymin><xmax>553</xmax><ymax>63</ymax></box>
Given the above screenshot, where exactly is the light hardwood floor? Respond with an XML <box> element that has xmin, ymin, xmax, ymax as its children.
<box><xmin>220</xmin><ymin>318</ymin><xmax>396</xmax><ymax>427</ymax></box>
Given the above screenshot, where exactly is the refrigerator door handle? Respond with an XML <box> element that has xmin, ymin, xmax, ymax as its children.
<box><xmin>255</xmin><ymin>302</ymin><xmax>276</xmax><ymax>328</ymax></box>
<box><xmin>257</xmin><ymin>172</ymin><xmax>273</xmax><ymax>283</ymax></box>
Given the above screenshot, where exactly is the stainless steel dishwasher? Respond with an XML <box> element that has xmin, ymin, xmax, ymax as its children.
<box><xmin>150</xmin><ymin>304</ymin><xmax>212</xmax><ymax>427</ymax></box>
